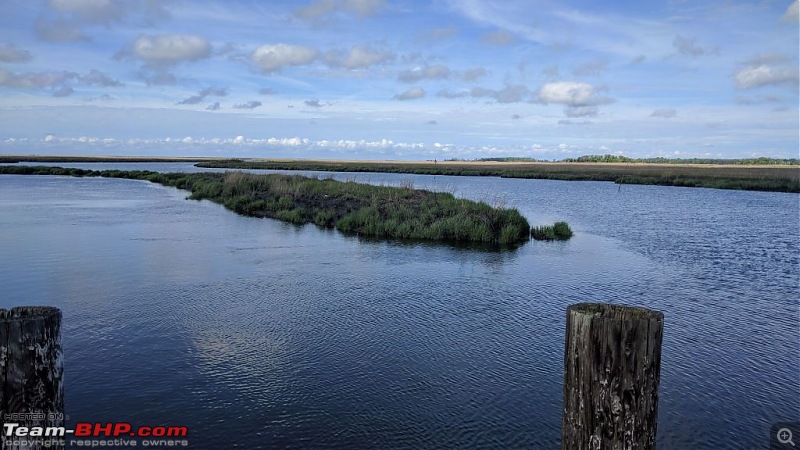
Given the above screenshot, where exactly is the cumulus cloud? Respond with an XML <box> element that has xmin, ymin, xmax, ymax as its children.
<box><xmin>538</xmin><ymin>81</ymin><xmax>610</xmax><ymax>106</ymax></box>
<box><xmin>233</xmin><ymin>100</ymin><xmax>262</xmax><ymax>109</ymax></box>
<box><xmin>304</xmin><ymin>99</ymin><xmax>324</xmax><ymax>107</ymax></box>
<box><xmin>252</xmin><ymin>44</ymin><xmax>317</xmax><ymax>73</ymax></box>
<box><xmin>80</xmin><ymin>69</ymin><xmax>123</xmax><ymax>86</ymax></box>
<box><xmin>734</xmin><ymin>56</ymin><xmax>799</xmax><ymax>89</ymax></box>
<box><xmin>427</xmin><ymin>120</ymin><xmax>437</xmax><ymax>125</ymax></box>
<box><xmin>398</xmin><ymin>65</ymin><xmax>451</xmax><ymax>83</ymax></box>
<box><xmin>48</xmin><ymin>0</ymin><xmax>124</xmax><ymax>23</ymax></box>
<box><xmin>138</xmin><ymin>71</ymin><xmax>177</xmax><ymax>85</ymax></box>
<box><xmin>782</xmin><ymin>0</ymin><xmax>799</xmax><ymax>23</ymax></box>
<box><xmin>482</xmin><ymin>30</ymin><xmax>515</xmax><ymax>46</ymax></box>
<box><xmin>129</xmin><ymin>34</ymin><xmax>211</xmax><ymax>65</ymax></box>
<box><xmin>294</xmin><ymin>0</ymin><xmax>385</xmax><ymax>20</ymax></box>
<box><xmin>393</xmin><ymin>87</ymin><xmax>426</xmax><ymax>100</ymax></box>
<box><xmin>206</xmin><ymin>102</ymin><xmax>220</xmax><ymax>111</ymax></box>
<box><xmin>673</xmin><ymin>35</ymin><xmax>717</xmax><ymax>57</ymax></box>
<box><xmin>177</xmin><ymin>87</ymin><xmax>227</xmax><ymax>105</ymax></box>
<box><xmin>470</xmin><ymin>84</ymin><xmax>531</xmax><ymax>103</ymax></box>
<box><xmin>436</xmin><ymin>89</ymin><xmax>469</xmax><ymax>98</ymax></box>
<box><xmin>538</xmin><ymin>81</ymin><xmax>612</xmax><ymax>117</ymax></box>
<box><xmin>564</xmin><ymin>106</ymin><xmax>598</xmax><ymax>118</ymax></box>
<box><xmin>178</xmin><ymin>95</ymin><xmax>203</xmax><ymax>105</ymax></box>
<box><xmin>0</xmin><ymin>68</ymin><xmax>77</xmax><ymax>88</ymax></box>
<box><xmin>0</xmin><ymin>43</ymin><xmax>32</xmax><ymax>63</ymax></box>
<box><xmin>462</xmin><ymin>67</ymin><xmax>487</xmax><ymax>81</ymax></box>
<box><xmin>511</xmin><ymin>114</ymin><xmax>521</xmax><ymax>120</ymax></box>
<box><xmin>650</xmin><ymin>108</ymin><xmax>677</xmax><ymax>118</ymax></box>
<box><xmin>53</xmin><ymin>86</ymin><xmax>74</xmax><ymax>97</ymax></box>
<box><xmin>325</xmin><ymin>45</ymin><xmax>394</xmax><ymax>69</ymax></box>
<box><xmin>37</xmin><ymin>0</ymin><xmax>172</xmax><ymax>41</ymax></box>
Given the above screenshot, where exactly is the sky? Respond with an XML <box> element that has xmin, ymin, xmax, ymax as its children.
<box><xmin>0</xmin><ymin>0</ymin><xmax>798</xmax><ymax>160</ymax></box>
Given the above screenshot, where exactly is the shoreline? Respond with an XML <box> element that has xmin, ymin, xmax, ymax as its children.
<box><xmin>2</xmin><ymin>155</ymin><xmax>798</xmax><ymax>192</ymax></box>
<box><xmin>0</xmin><ymin>165</ymin><xmax>534</xmax><ymax>246</ymax></box>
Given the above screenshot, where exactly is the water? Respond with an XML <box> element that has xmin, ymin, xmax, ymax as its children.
<box><xmin>0</xmin><ymin>163</ymin><xmax>797</xmax><ymax>449</ymax></box>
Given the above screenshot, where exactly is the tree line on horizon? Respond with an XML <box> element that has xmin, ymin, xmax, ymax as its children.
<box><xmin>466</xmin><ymin>155</ymin><xmax>799</xmax><ymax>165</ymax></box>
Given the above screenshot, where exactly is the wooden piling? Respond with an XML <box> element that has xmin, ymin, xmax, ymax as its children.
<box><xmin>0</xmin><ymin>307</ymin><xmax>64</xmax><ymax>450</ymax></box>
<box><xmin>562</xmin><ymin>303</ymin><xmax>664</xmax><ymax>450</ymax></box>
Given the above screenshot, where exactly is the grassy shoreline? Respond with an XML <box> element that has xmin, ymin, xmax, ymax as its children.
<box><xmin>194</xmin><ymin>159</ymin><xmax>800</xmax><ymax>193</ymax></box>
<box><xmin>0</xmin><ymin>165</ymin><xmax>532</xmax><ymax>246</ymax></box>
<box><xmin>3</xmin><ymin>154</ymin><xmax>796</xmax><ymax>192</ymax></box>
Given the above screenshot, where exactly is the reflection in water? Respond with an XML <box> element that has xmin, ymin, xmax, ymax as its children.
<box><xmin>0</xmin><ymin>167</ymin><xmax>797</xmax><ymax>449</ymax></box>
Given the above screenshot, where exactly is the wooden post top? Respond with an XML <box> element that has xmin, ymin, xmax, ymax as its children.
<box><xmin>0</xmin><ymin>306</ymin><xmax>62</xmax><ymax>320</ymax></box>
<box><xmin>567</xmin><ymin>302</ymin><xmax>663</xmax><ymax>322</ymax></box>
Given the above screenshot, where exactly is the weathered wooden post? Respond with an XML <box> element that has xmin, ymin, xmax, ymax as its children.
<box><xmin>0</xmin><ymin>307</ymin><xmax>64</xmax><ymax>450</ymax></box>
<box><xmin>562</xmin><ymin>303</ymin><xmax>663</xmax><ymax>450</ymax></box>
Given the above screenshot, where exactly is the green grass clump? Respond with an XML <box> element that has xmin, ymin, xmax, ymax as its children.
<box><xmin>0</xmin><ymin>166</ymin><xmax>531</xmax><ymax>246</ymax></box>
<box><xmin>531</xmin><ymin>221</ymin><xmax>573</xmax><ymax>241</ymax></box>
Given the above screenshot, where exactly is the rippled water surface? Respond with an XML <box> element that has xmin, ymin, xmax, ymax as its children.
<box><xmin>0</xmin><ymin>162</ymin><xmax>797</xmax><ymax>449</ymax></box>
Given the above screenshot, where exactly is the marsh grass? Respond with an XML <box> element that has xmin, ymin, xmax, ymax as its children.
<box><xmin>531</xmin><ymin>221</ymin><xmax>573</xmax><ymax>241</ymax></box>
<box><xmin>195</xmin><ymin>160</ymin><xmax>800</xmax><ymax>193</ymax></box>
<box><xmin>0</xmin><ymin>166</ymin><xmax>531</xmax><ymax>245</ymax></box>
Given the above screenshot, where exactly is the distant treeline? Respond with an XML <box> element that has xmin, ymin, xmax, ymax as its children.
<box><xmin>559</xmin><ymin>155</ymin><xmax>800</xmax><ymax>165</ymax></box>
<box><xmin>0</xmin><ymin>165</ymin><xmax>532</xmax><ymax>246</ymax></box>
<box><xmin>445</xmin><ymin>155</ymin><xmax>800</xmax><ymax>165</ymax></box>
<box><xmin>196</xmin><ymin>159</ymin><xmax>800</xmax><ymax>193</ymax></box>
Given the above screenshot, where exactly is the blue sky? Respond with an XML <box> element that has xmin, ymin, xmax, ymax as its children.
<box><xmin>0</xmin><ymin>0</ymin><xmax>798</xmax><ymax>160</ymax></box>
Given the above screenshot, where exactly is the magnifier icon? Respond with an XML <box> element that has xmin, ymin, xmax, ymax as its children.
<box><xmin>778</xmin><ymin>428</ymin><xmax>796</xmax><ymax>447</ymax></box>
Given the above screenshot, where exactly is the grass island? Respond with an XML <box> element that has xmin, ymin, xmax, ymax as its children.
<box><xmin>0</xmin><ymin>165</ymin><xmax>542</xmax><ymax>246</ymax></box>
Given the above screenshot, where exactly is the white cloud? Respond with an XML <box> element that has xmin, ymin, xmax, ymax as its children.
<box><xmin>252</xmin><ymin>44</ymin><xmax>318</xmax><ymax>73</ymax></box>
<box><xmin>735</xmin><ymin>56</ymin><xmax>799</xmax><ymax>89</ymax></box>
<box><xmin>48</xmin><ymin>0</ymin><xmax>123</xmax><ymax>23</ymax></box>
<box><xmin>0</xmin><ymin>68</ymin><xmax>77</xmax><ymax>88</ymax></box>
<box><xmin>469</xmin><ymin>84</ymin><xmax>530</xmax><ymax>103</ymax></box>
<box><xmin>80</xmin><ymin>69</ymin><xmax>123</xmax><ymax>87</ymax></box>
<box><xmin>672</xmin><ymin>35</ymin><xmax>717</xmax><ymax>57</ymax></box>
<box><xmin>437</xmin><ymin>89</ymin><xmax>469</xmax><ymax>98</ymax></box>
<box><xmin>325</xmin><ymin>45</ymin><xmax>393</xmax><ymax>69</ymax></box>
<box><xmin>53</xmin><ymin>86</ymin><xmax>74</xmax><ymax>97</ymax></box>
<box><xmin>565</xmin><ymin>106</ymin><xmax>598</xmax><ymax>118</ymax></box>
<box><xmin>650</xmin><ymin>108</ymin><xmax>677</xmax><ymax>118</ymax></box>
<box><xmin>462</xmin><ymin>67</ymin><xmax>487</xmax><ymax>81</ymax></box>
<box><xmin>393</xmin><ymin>87</ymin><xmax>426</xmax><ymax>100</ymax></box>
<box><xmin>233</xmin><ymin>100</ymin><xmax>262</xmax><ymax>109</ymax></box>
<box><xmin>538</xmin><ymin>81</ymin><xmax>610</xmax><ymax>106</ymax></box>
<box><xmin>132</xmin><ymin>35</ymin><xmax>211</xmax><ymax>64</ymax></box>
<box><xmin>781</xmin><ymin>1</ymin><xmax>799</xmax><ymax>23</ymax></box>
<box><xmin>0</xmin><ymin>43</ymin><xmax>32</xmax><ymax>63</ymax></box>
<box><xmin>398</xmin><ymin>65</ymin><xmax>451</xmax><ymax>83</ymax></box>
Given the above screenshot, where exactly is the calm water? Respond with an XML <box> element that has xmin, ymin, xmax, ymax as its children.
<box><xmin>0</xmin><ymin>162</ymin><xmax>798</xmax><ymax>449</ymax></box>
